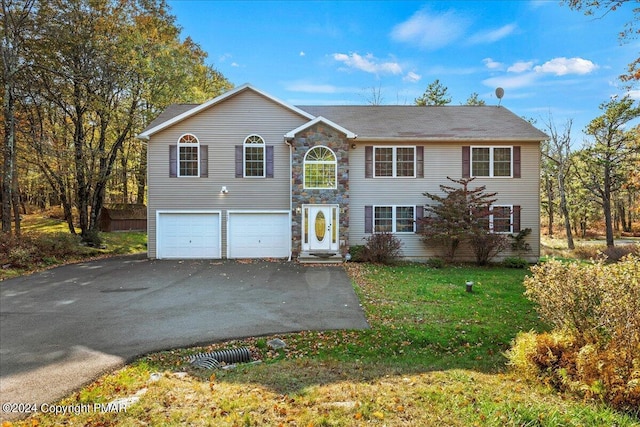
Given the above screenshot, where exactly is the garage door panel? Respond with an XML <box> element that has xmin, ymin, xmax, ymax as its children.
<box><xmin>228</xmin><ymin>212</ymin><xmax>289</xmax><ymax>258</ymax></box>
<box><xmin>157</xmin><ymin>212</ymin><xmax>220</xmax><ymax>259</ymax></box>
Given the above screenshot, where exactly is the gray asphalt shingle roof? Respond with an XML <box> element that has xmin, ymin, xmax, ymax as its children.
<box><xmin>141</xmin><ymin>101</ymin><xmax>548</xmax><ymax>142</ymax></box>
<box><xmin>297</xmin><ymin>105</ymin><xmax>548</xmax><ymax>141</ymax></box>
<box><xmin>141</xmin><ymin>104</ymin><xmax>199</xmax><ymax>134</ymax></box>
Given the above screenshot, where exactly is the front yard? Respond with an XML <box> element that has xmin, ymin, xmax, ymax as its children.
<box><xmin>6</xmin><ymin>263</ymin><xmax>637</xmax><ymax>426</ymax></box>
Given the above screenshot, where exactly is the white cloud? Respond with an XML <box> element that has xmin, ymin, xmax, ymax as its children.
<box><xmin>333</xmin><ymin>52</ymin><xmax>402</xmax><ymax>75</ymax></box>
<box><xmin>218</xmin><ymin>53</ymin><xmax>233</xmax><ymax>62</ymax></box>
<box><xmin>231</xmin><ymin>62</ymin><xmax>240</xmax><ymax>68</ymax></box>
<box><xmin>483</xmin><ymin>57</ymin><xmax>504</xmax><ymax>70</ymax></box>
<box><xmin>482</xmin><ymin>72</ymin><xmax>539</xmax><ymax>90</ymax></box>
<box><xmin>299</xmin><ymin>51</ymin><xmax>306</xmax><ymax>57</ymax></box>
<box><xmin>508</xmin><ymin>61</ymin><xmax>534</xmax><ymax>73</ymax></box>
<box><xmin>390</xmin><ymin>8</ymin><xmax>469</xmax><ymax>49</ymax></box>
<box><xmin>469</xmin><ymin>23</ymin><xmax>517</xmax><ymax>44</ymax></box>
<box><xmin>627</xmin><ymin>89</ymin><xmax>640</xmax><ymax>100</ymax></box>
<box><xmin>285</xmin><ymin>81</ymin><xmax>341</xmax><ymax>94</ymax></box>
<box><xmin>534</xmin><ymin>57</ymin><xmax>598</xmax><ymax>76</ymax></box>
<box><xmin>403</xmin><ymin>71</ymin><xmax>422</xmax><ymax>82</ymax></box>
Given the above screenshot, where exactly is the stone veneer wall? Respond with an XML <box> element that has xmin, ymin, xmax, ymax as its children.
<box><xmin>291</xmin><ymin>122</ymin><xmax>350</xmax><ymax>258</ymax></box>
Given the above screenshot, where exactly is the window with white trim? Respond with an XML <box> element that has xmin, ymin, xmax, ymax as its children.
<box><xmin>484</xmin><ymin>205</ymin><xmax>513</xmax><ymax>233</ymax></box>
<box><xmin>374</xmin><ymin>206</ymin><xmax>415</xmax><ymax>233</ymax></box>
<box><xmin>471</xmin><ymin>146</ymin><xmax>512</xmax><ymax>177</ymax></box>
<box><xmin>178</xmin><ymin>134</ymin><xmax>199</xmax><ymax>177</ymax></box>
<box><xmin>374</xmin><ymin>146</ymin><xmax>415</xmax><ymax>177</ymax></box>
<box><xmin>304</xmin><ymin>146</ymin><xmax>337</xmax><ymax>189</ymax></box>
<box><xmin>244</xmin><ymin>134</ymin><xmax>265</xmax><ymax>177</ymax></box>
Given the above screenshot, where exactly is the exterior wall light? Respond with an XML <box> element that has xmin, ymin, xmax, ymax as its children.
<box><xmin>221</xmin><ymin>186</ymin><xmax>229</xmax><ymax>194</ymax></box>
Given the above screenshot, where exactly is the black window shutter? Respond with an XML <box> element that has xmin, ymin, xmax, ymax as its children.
<box><xmin>364</xmin><ymin>205</ymin><xmax>373</xmax><ymax>233</ymax></box>
<box><xmin>200</xmin><ymin>145</ymin><xmax>208</xmax><ymax>178</ymax></box>
<box><xmin>513</xmin><ymin>205</ymin><xmax>521</xmax><ymax>232</ymax></box>
<box><xmin>415</xmin><ymin>205</ymin><xmax>424</xmax><ymax>233</ymax></box>
<box><xmin>365</xmin><ymin>146</ymin><xmax>373</xmax><ymax>178</ymax></box>
<box><xmin>462</xmin><ymin>146</ymin><xmax>470</xmax><ymax>178</ymax></box>
<box><xmin>235</xmin><ymin>145</ymin><xmax>243</xmax><ymax>178</ymax></box>
<box><xmin>416</xmin><ymin>146</ymin><xmax>424</xmax><ymax>178</ymax></box>
<box><xmin>513</xmin><ymin>146</ymin><xmax>521</xmax><ymax>178</ymax></box>
<box><xmin>169</xmin><ymin>145</ymin><xmax>177</xmax><ymax>178</ymax></box>
<box><xmin>266</xmin><ymin>145</ymin><xmax>274</xmax><ymax>178</ymax></box>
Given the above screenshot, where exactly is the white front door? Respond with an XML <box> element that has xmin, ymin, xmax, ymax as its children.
<box><xmin>305</xmin><ymin>205</ymin><xmax>338</xmax><ymax>252</ymax></box>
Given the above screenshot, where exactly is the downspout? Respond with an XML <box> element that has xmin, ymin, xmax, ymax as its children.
<box><xmin>285</xmin><ymin>136</ymin><xmax>293</xmax><ymax>262</ymax></box>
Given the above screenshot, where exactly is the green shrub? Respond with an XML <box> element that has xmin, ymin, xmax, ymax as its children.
<box><xmin>425</xmin><ymin>257</ymin><xmax>444</xmax><ymax>269</ymax></box>
<box><xmin>361</xmin><ymin>233</ymin><xmax>403</xmax><ymax>265</ymax></box>
<box><xmin>36</xmin><ymin>232</ymin><xmax>83</xmax><ymax>258</ymax></box>
<box><xmin>502</xmin><ymin>257</ymin><xmax>529</xmax><ymax>269</ymax></box>
<box><xmin>510</xmin><ymin>228</ymin><xmax>532</xmax><ymax>254</ymax></box>
<box><xmin>81</xmin><ymin>229</ymin><xmax>103</xmax><ymax>247</ymax></box>
<box><xmin>8</xmin><ymin>247</ymin><xmax>35</xmax><ymax>268</ymax></box>
<box><xmin>509</xmin><ymin>255</ymin><xmax>640</xmax><ymax>412</ymax></box>
<box><xmin>0</xmin><ymin>231</ymin><xmax>87</xmax><ymax>270</ymax></box>
<box><xmin>348</xmin><ymin>245</ymin><xmax>365</xmax><ymax>262</ymax></box>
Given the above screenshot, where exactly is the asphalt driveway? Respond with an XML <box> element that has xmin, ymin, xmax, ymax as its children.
<box><xmin>0</xmin><ymin>255</ymin><xmax>368</xmax><ymax>418</ymax></box>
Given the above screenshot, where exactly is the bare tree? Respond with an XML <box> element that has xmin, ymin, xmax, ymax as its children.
<box><xmin>363</xmin><ymin>84</ymin><xmax>384</xmax><ymax>105</ymax></box>
<box><xmin>543</xmin><ymin>115</ymin><xmax>575</xmax><ymax>249</ymax></box>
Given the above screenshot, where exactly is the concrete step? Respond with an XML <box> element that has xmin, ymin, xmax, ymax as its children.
<box><xmin>298</xmin><ymin>251</ymin><xmax>344</xmax><ymax>264</ymax></box>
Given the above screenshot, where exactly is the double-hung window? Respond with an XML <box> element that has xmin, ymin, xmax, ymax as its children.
<box><xmin>244</xmin><ymin>134</ymin><xmax>265</xmax><ymax>177</ymax></box>
<box><xmin>471</xmin><ymin>146</ymin><xmax>512</xmax><ymax>177</ymax></box>
<box><xmin>491</xmin><ymin>205</ymin><xmax>513</xmax><ymax>233</ymax></box>
<box><xmin>374</xmin><ymin>147</ymin><xmax>415</xmax><ymax>177</ymax></box>
<box><xmin>178</xmin><ymin>134</ymin><xmax>199</xmax><ymax>177</ymax></box>
<box><xmin>374</xmin><ymin>206</ymin><xmax>415</xmax><ymax>233</ymax></box>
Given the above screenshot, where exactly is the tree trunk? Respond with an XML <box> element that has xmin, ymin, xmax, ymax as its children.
<box><xmin>135</xmin><ymin>143</ymin><xmax>146</xmax><ymax>204</ymax></box>
<box><xmin>12</xmin><ymin>173</ymin><xmax>21</xmax><ymax>236</ymax></box>
<box><xmin>120</xmin><ymin>144</ymin><xmax>128</xmax><ymax>203</ymax></box>
<box><xmin>557</xmin><ymin>168</ymin><xmax>574</xmax><ymax>249</ymax></box>
<box><xmin>2</xmin><ymin>79</ymin><xmax>15</xmax><ymax>234</ymax></box>
<box><xmin>545</xmin><ymin>176</ymin><xmax>554</xmax><ymax>236</ymax></box>
<box><xmin>626</xmin><ymin>193</ymin><xmax>633</xmax><ymax>233</ymax></box>
<box><xmin>72</xmin><ymin>100</ymin><xmax>90</xmax><ymax>239</ymax></box>
<box><xmin>603</xmin><ymin>165</ymin><xmax>615</xmax><ymax>247</ymax></box>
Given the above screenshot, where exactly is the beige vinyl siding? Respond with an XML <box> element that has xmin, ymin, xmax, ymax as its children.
<box><xmin>350</xmin><ymin>141</ymin><xmax>541</xmax><ymax>262</ymax></box>
<box><xmin>147</xmin><ymin>90</ymin><xmax>307</xmax><ymax>258</ymax></box>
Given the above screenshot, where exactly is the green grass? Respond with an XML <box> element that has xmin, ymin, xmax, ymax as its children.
<box><xmin>12</xmin><ymin>263</ymin><xmax>639</xmax><ymax>426</ymax></box>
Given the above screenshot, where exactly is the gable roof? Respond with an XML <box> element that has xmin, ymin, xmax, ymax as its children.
<box><xmin>297</xmin><ymin>105</ymin><xmax>548</xmax><ymax>142</ymax></box>
<box><xmin>285</xmin><ymin>116</ymin><xmax>357</xmax><ymax>140</ymax></box>
<box><xmin>137</xmin><ymin>84</ymin><xmax>315</xmax><ymax>140</ymax></box>
<box><xmin>137</xmin><ymin>84</ymin><xmax>548</xmax><ymax>143</ymax></box>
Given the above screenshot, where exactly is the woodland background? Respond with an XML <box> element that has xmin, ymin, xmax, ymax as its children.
<box><xmin>1</xmin><ymin>0</ymin><xmax>639</xmax><ymax>248</ymax></box>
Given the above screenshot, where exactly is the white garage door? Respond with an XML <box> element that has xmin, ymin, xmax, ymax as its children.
<box><xmin>228</xmin><ymin>211</ymin><xmax>290</xmax><ymax>258</ymax></box>
<box><xmin>157</xmin><ymin>212</ymin><xmax>221</xmax><ymax>259</ymax></box>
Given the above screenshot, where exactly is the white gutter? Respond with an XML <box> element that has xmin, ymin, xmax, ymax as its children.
<box><xmin>355</xmin><ymin>137</ymin><xmax>546</xmax><ymax>143</ymax></box>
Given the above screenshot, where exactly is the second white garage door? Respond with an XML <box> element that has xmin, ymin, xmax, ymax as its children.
<box><xmin>227</xmin><ymin>211</ymin><xmax>290</xmax><ymax>258</ymax></box>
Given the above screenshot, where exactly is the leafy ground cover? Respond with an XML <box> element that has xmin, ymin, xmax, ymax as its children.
<box><xmin>6</xmin><ymin>263</ymin><xmax>638</xmax><ymax>426</ymax></box>
<box><xmin>0</xmin><ymin>215</ymin><xmax>146</xmax><ymax>280</ymax></box>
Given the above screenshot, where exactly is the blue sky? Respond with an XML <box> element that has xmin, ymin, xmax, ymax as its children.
<box><xmin>166</xmin><ymin>0</ymin><xmax>638</xmax><ymax>140</ymax></box>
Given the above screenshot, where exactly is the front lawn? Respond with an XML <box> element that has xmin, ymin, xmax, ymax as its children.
<box><xmin>10</xmin><ymin>263</ymin><xmax>638</xmax><ymax>426</ymax></box>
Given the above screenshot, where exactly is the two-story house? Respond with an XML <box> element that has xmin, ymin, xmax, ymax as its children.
<box><xmin>137</xmin><ymin>84</ymin><xmax>547</xmax><ymax>263</ymax></box>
